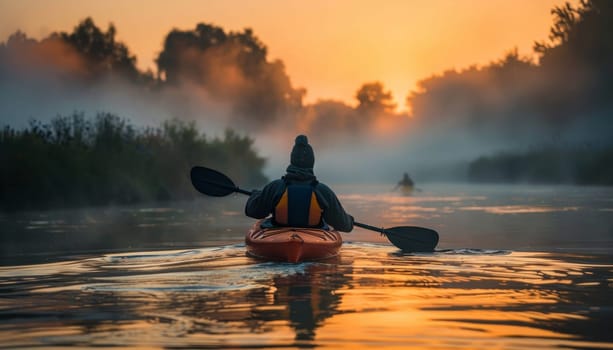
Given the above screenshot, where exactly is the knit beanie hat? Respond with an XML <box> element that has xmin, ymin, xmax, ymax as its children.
<box><xmin>290</xmin><ymin>135</ymin><xmax>315</xmax><ymax>169</ymax></box>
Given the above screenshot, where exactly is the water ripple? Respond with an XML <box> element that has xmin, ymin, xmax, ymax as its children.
<box><xmin>1</xmin><ymin>244</ymin><xmax>611</xmax><ymax>349</ymax></box>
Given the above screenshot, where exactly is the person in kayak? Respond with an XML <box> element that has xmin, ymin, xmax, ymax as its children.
<box><xmin>398</xmin><ymin>172</ymin><xmax>414</xmax><ymax>188</ymax></box>
<box><xmin>392</xmin><ymin>172</ymin><xmax>415</xmax><ymax>195</ymax></box>
<box><xmin>245</xmin><ymin>135</ymin><xmax>354</xmax><ymax>232</ymax></box>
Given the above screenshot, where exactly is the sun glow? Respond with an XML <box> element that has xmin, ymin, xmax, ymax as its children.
<box><xmin>0</xmin><ymin>0</ymin><xmax>576</xmax><ymax>109</ymax></box>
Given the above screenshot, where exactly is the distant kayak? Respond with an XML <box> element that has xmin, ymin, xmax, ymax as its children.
<box><xmin>398</xmin><ymin>185</ymin><xmax>415</xmax><ymax>195</ymax></box>
<box><xmin>245</xmin><ymin>221</ymin><xmax>342</xmax><ymax>263</ymax></box>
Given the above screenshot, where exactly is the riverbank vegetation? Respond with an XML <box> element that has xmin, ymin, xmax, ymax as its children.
<box><xmin>0</xmin><ymin>113</ymin><xmax>267</xmax><ymax>211</ymax></box>
<box><xmin>468</xmin><ymin>146</ymin><xmax>613</xmax><ymax>185</ymax></box>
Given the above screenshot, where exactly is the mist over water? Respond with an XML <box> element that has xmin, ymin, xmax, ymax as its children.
<box><xmin>0</xmin><ymin>71</ymin><xmax>435</xmax><ymax>184</ymax></box>
<box><xmin>0</xmin><ymin>71</ymin><xmax>571</xmax><ymax>185</ymax></box>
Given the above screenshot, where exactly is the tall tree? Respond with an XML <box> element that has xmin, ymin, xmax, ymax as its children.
<box><xmin>532</xmin><ymin>0</ymin><xmax>613</xmax><ymax>122</ymax></box>
<box><xmin>59</xmin><ymin>17</ymin><xmax>142</xmax><ymax>82</ymax></box>
<box><xmin>156</xmin><ymin>23</ymin><xmax>304</xmax><ymax>124</ymax></box>
<box><xmin>356</xmin><ymin>82</ymin><xmax>396</xmax><ymax>115</ymax></box>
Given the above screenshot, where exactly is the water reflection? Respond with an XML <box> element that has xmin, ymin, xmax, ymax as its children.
<box><xmin>0</xmin><ymin>246</ymin><xmax>611</xmax><ymax>348</ymax></box>
<box><xmin>460</xmin><ymin>205</ymin><xmax>580</xmax><ymax>214</ymax></box>
<box><xmin>248</xmin><ymin>261</ymin><xmax>349</xmax><ymax>344</ymax></box>
<box><xmin>339</xmin><ymin>184</ymin><xmax>613</xmax><ymax>251</ymax></box>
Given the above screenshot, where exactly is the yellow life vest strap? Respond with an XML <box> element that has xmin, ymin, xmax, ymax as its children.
<box><xmin>274</xmin><ymin>183</ymin><xmax>322</xmax><ymax>227</ymax></box>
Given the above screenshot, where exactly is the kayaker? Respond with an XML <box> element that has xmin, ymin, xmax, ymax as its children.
<box><xmin>392</xmin><ymin>172</ymin><xmax>415</xmax><ymax>195</ymax></box>
<box><xmin>397</xmin><ymin>172</ymin><xmax>414</xmax><ymax>188</ymax></box>
<box><xmin>245</xmin><ymin>135</ymin><xmax>354</xmax><ymax>232</ymax></box>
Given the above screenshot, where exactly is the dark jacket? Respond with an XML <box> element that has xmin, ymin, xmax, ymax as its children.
<box><xmin>245</xmin><ymin>165</ymin><xmax>354</xmax><ymax>232</ymax></box>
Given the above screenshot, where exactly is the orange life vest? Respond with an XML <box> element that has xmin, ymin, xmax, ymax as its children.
<box><xmin>273</xmin><ymin>182</ymin><xmax>323</xmax><ymax>227</ymax></box>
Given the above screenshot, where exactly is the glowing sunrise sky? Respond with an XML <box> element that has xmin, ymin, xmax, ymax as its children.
<box><xmin>0</xmin><ymin>0</ymin><xmax>574</xmax><ymax>110</ymax></box>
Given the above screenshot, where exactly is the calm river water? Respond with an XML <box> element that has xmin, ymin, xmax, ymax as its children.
<box><xmin>1</xmin><ymin>184</ymin><xmax>612</xmax><ymax>349</ymax></box>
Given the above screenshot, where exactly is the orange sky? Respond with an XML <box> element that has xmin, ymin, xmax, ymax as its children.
<box><xmin>0</xmin><ymin>0</ymin><xmax>574</xmax><ymax>110</ymax></box>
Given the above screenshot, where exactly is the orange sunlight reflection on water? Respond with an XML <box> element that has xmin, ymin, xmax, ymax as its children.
<box><xmin>1</xmin><ymin>184</ymin><xmax>612</xmax><ymax>349</ymax></box>
<box><xmin>0</xmin><ymin>247</ymin><xmax>611</xmax><ymax>349</ymax></box>
<box><xmin>311</xmin><ymin>252</ymin><xmax>610</xmax><ymax>349</ymax></box>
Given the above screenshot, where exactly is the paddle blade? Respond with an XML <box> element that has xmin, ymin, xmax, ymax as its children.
<box><xmin>383</xmin><ymin>226</ymin><xmax>439</xmax><ymax>252</ymax></box>
<box><xmin>190</xmin><ymin>166</ymin><xmax>237</xmax><ymax>197</ymax></box>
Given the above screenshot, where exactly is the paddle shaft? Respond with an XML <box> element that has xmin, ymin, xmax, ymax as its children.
<box><xmin>206</xmin><ymin>180</ymin><xmax>252</xmax><ymax>196</ymax></box>
<box><xmin>353</xmin><ymin>221</ymin><xmax>389</xmax><ymax>235</ymax></box>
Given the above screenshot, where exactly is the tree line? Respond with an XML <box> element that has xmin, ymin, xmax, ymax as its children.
<box><xmin>409</xmin><ymin>0</ymin><xmax>612</xmax><ymax>131</ymax></box>
<box><xmin>1</xmin><ymin>0</ymin><xmax>612</xmax><ymax>193</ymax></box>
<box><xmin>2</xmin><ymin>1</ymin><xmax>610</xmax><ymax>131</ymax></box>
<box><xmin>0</xmin><ymin>16</ymin><xmax>401</xmax><ymax>134</ymax></box>
<box><xmin>406</xmin><ymin>0</ymin><xmax>613</xmax><ymax>184</ymax></box>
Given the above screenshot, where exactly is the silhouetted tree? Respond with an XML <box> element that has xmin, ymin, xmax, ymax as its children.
<box><xmin>0</xmin><ymin>18</ymin><xmax>152</xmax><ymax>85</ymax></box>
<box><xmin>533</xmin><ymin>0</ymin><xmax>613</xmax><ymax>117</ymax></box>
<box><xmin>156</xmin><ymin>23</ymin><xmax>304</xmax><ymax>125</ymax></box>
<box><xmin>157</xmin><ymin>23</ymin><xmax>228</xmax><ymax>84</ymax></box>
<box><xmin>534</xmin><ymin>3</ymin><xmax>581</xmax><ymax>55</ymax></box>
<box><xmin>356</xmin><ymin>82</ymin><xmax>396</xmax><ymax>115</ymax></box>
<box><xmin>408</xmin><ymin>0</ymin><xmax>612</xmax><ymax>129</ymax></box>
<box><xmin>59</xmin><ymin>17</ymin><xmax>143</xmax><ymax>82</ymax></box>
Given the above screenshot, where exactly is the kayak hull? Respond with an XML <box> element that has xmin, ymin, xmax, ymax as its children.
<box><xmin>245</xmin><ymin>221</ymin><xmax>342</xmax><ymax>263</ymax></box>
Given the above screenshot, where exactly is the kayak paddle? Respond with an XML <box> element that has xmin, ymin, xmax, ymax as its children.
<box><xmin>190</xmin><ymin>166</ymin><xmax>439</xmax><ymax>252</ymax></box>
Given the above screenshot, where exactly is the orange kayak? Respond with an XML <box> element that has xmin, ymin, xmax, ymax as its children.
<box><xmin>245</xmin><ymin>221</ymin><xmax>342</xmax><ymax>263</ymax></box>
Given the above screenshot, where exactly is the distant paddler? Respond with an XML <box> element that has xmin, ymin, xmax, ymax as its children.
<box><xmin>394</xmin><ymin>172</ymin><xmax>415</xmax><ymax>194</ymax></box>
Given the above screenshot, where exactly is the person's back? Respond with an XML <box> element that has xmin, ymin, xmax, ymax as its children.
<box><xmin>245</xmin><ymin>135</ymin><xmax>354</xmax><ymax>232</ymax></box>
